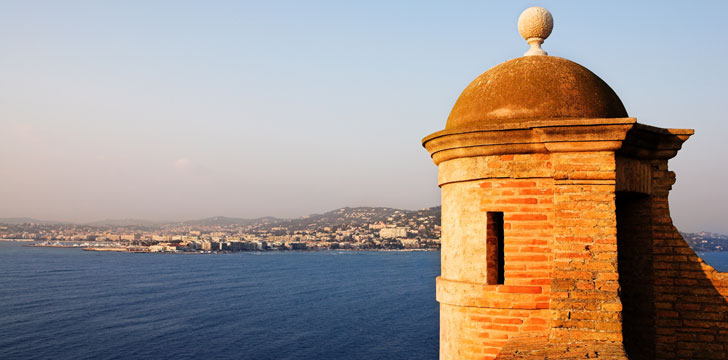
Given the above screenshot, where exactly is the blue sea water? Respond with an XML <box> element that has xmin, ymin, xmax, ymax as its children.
<box><xmin>697</xmin><ymin>252</ymin><xmax>728</xmax><ymax>272</ymax></box>
<box><xmin>0</xmin><ymin>243</ymin><xmax>440</xmax><ymax>360</ymax></box>
<box><xmin>2</xmin><ymin>243</ymin><xmax>727</xmax><ymax>360</ymax></box>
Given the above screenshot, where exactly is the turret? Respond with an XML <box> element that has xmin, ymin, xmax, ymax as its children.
<box><xmin>422</xmin><ymin>7</ymin><xmax>726</xmax><ymax>359</ymax></box>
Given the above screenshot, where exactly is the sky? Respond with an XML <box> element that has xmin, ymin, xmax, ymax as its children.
<box><xmin>0</xmin><ymin>1</ymin><xmax>726</xmax><ymax>233</ymax></box>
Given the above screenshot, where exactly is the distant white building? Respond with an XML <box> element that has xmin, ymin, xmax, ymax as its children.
<box><xmin>379</xmin><ymin>227</ymin><xmax>407</xmax><ymax>239</ymax></box>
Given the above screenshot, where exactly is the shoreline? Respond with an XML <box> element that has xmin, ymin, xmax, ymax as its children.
<box><xmin>24</xmin><ymin>243</ymin><xmax>441</xmax><ymax>254</ymax></box>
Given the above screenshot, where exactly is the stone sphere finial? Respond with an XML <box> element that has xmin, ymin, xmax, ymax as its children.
<box><xmin>518</xmin><ymin>6</ymin><xmax>553</xmax><ymax>56</ymax></box>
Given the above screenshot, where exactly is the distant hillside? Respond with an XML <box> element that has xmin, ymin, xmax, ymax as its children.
<box><xmin>173</xmin><ymin>207</ymin><xmax>441</xmax><ymax>230</ymax></box>
<box><xmin>86</xmin><ymin>219</ymin><xmax>163</xmax><ymax>226</ymax></box>
<box><xmin>681</xmin><ymin>232</ymin><xmax>728</xmax><ymax>252</ymax></box>
<box><xmin>0</xmin><ymin>207</ymin><xmax>440</xmax><ymax>228</ymax></box>
<box><xmin>181</xmin><ymin>216</ymin><xmax>283</xmax><ymax>227</ymax></box>
<box><xmin>0</xmin><ymin>217</ymin><xmax>63</xmax><ymax>225</ymax></box>
<box><xmin>8</xmin><ymin>207</ymin><xmax>726</xmax><ymax>252</ymax></box>
<box><xmin>278</xmin><ymin>206</ymin><xmax>441</xmax><ymax>231</ymax></box>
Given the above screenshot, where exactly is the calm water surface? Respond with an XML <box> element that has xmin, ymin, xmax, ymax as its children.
<box><xmin>3</xmin><ymin>243</ymin><xmax>727</xmax><ymax>360</ymax></box>
<box><xmin>0</xmin><ymin>243</ymin><xmax>440</xmax><ymax>360</ymax></box>
<box><xmin>697</xmin><ymin>251</ymin><xmax>728</xmax><ymax>272</ymax></box>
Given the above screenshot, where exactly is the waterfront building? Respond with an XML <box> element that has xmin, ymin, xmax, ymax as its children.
<box><xmin>400</xmin><ymin>239</ymin><xmax>419</xmax><ymax>249</ymax></box>
<box><xmin>148</xmin><ymin>245</ymin><xmax>165</xmax><ymax>253</ymax></box>
<box><xmin>422</xmin><ymin>7</ymin><xmax>728</xmax><ymax>359</ymax></box>
<box><xmin>289</xmin><ymin>242</ymin><xmax>307</xmax><ymax>250</ymax></box>
<box><xmin>200</xmin><ymin>241</ymin><xmax>213</xmax><ymax>251</ymax></box>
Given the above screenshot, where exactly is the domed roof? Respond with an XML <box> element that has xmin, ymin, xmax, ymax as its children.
<box><xmin>445</xmin><ymin>56</ymin><xmax>628</xmax><ymax>130</ymax></box>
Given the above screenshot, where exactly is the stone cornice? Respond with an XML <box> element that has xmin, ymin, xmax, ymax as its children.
<box><xmin>619</xmin><ymin>123</ymin><xmax>694</xmax><ymax>160</ymax></box>
<box><xmin>422</xmin><ymin>118</ymin><xmax>693</xmax><ymax>165</ymax></box>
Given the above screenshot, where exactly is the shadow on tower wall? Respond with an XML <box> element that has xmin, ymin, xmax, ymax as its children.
<box><xmin>617</xmin><ymin>163</ymin><xmax>728</xmax><ymax>360</ymax></box>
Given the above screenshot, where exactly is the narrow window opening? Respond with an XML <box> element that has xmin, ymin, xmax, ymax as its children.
<box><xmin>486</xmin><ymin>211</ymin><xmax>505</xmax><ymax>285</ymax></box>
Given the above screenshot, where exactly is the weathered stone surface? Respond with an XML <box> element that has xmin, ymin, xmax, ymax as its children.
<box><xmin>495</xmin><ymin>336</ymin><xmax>628</xmax><ymax>359</ymax></box>
<box><xmin>618</xmin><ymin>160</ymin><xmax>728</xmax><ymax>360</ymax></box>
<box><xmin>423</xmin><ymin>12</ymin><xmax>722</xmax><ymax>358</ymax></box>
<box><xmin>422</xmin><ymin>118</ymin><xmax>693</xmax><ymax>166</ymax></box>
<box><xmin>426</xmin><ymin>115</ymin><xmax>728</xmax><ymax>359</ymax></box>
<box><xmin>518</xmin><ymin>7</ymin><xmax>553</xmax><ymax>42</ymax></box>
<box><xmin>444</xmin><ymin>56</ymin><xmax>627</xmax><ymax>130</ymax></box>
<box><xmin>518</xmin><ymin>7</ymin><xmax>553</xmax><ymax>56</ymax></box>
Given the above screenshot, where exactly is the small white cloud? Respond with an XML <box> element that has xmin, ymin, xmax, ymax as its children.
<box><xmin>174</xmin><ymin>157</ymin><xmax>191</xmax><ymax>169</ymax></box>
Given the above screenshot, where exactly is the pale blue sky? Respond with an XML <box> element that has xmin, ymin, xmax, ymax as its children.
<box><xmin>0</xmin><ymin>1</ymin><xmax>726</xmax><ymax>233</ymax></box>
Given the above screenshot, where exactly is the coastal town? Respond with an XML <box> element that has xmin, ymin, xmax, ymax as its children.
<box><xmin>0</xmin><ymin>207</ymin><xmax>441</xmax><ymax>253</ymax></box>
<box><xmin>3</xmin><ymin>205</ymin><xmax>728</xmax><ymax>254</ymax></box>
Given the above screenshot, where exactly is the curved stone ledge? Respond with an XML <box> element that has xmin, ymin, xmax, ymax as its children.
<box><xmin>422</xmin><ymin>118</ymin><xmax>693</xmax><ymax>165</ymax></box>
<box><xmin>437</xmin><ymin>156</ymin><xmax>553</xmax><ymax>186</ymax></box>
<box><xmin>436</xmin><ymin>276</ymin><xmax>548</xmax><ymax>309</ymax></box>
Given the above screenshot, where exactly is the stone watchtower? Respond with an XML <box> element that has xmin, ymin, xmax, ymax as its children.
<box><xmin>423</xmin><ymin>7</ymin><xmax>728</xmax><ymax>360</ymax></box>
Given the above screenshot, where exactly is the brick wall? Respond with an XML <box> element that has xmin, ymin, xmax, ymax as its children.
<box><xmin>436</xmin><ymin>151</ymin><xmax>727</xmax><ymax>359</ymax></box>
<box><xmin>438</xmin><ymin>154</ymin><xmax>554</xmax><ymax>359</ymax></box>
<box><xmin>652</xmin><ymin>162</ymin><xmax>728</xmax><ymax>359</ymax></box>
<box><xmin>550</xmin><ymin>152</ymin><xmax>623</xmax><ymax>345</ymax></box>
<box><xmin>440</xmin><ymin>305</ymin><xmax>550</xmax><ymax>359</ymax></box>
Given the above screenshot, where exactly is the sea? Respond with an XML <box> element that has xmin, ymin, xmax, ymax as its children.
<box><xmin>0</xmin><ymin>243</ymin><xmax>439</xmax><ymax>360</ymax></box>
<box><xmin>2</xmin><ymin>243</ymin><xmax>728</xmax><ymax>360</ymax></box>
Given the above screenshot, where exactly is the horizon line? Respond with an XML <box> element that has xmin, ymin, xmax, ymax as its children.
<box><xmin>0</xmin><ymin>204</ymin><xmax>443</xmax><ymax>225</ymax></box>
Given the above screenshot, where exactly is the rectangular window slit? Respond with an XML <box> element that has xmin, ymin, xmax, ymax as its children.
<box><xmin>486</xmin><ymin>212</ymin><xmax>505</xmax><ymax>285</ymax></box>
